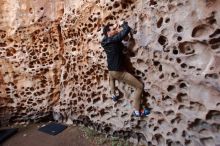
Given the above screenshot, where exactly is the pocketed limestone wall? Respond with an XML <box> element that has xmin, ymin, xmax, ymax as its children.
<box><xmin>1</xmin><ymin>0</ymin><xmax>220</xmax><ymax>145</ymax></box>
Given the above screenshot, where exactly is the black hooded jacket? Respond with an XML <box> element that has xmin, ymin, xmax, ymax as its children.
<box><xmin>101</xmin><ymin>23</ymin><xmax>131</xmax><ymax>71</ymax></box>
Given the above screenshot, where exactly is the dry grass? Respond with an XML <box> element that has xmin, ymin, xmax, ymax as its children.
<box><xmin>80</xmin><ymin>126</ymin><xmax>133</xmax><ymax>146</ymax></box>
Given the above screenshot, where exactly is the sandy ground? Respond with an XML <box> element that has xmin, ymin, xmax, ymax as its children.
<box><xmin>1</xmin><ymin>124</ymin><xmax>97</xmax><ymax>146</ymax></box>
<box><xmin>1</xmin><ymin>123</ymin><xmax>132</xmax><ymax>146</ymax></box>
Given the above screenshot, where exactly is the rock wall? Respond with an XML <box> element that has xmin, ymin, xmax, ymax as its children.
<box><xmin>1</xmin><ymin>0</ymin><xmax>220</xmax><ymax>145</ymax></box>
<box><xmin>0</xmin><ymin>0</ymin><xmax>64</xmax><ymax>123</ymax></box>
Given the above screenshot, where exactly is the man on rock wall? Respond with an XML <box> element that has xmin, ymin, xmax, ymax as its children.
<box><xmin>101</xmin><ymin>21</ymin><xmax>150</xmax><ymax>117</ymax></box>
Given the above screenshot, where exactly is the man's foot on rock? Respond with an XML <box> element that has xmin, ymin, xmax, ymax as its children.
<box><xmin>132</xmin><ymin>108</ymin><xmax>150</xmax><ymax>117</ymax></box>
<box><xmin>140</xmin><ymin>108</ymin><xmax>150</xmax><ymax>116</ymax></box>
<box><xmin>112</xmin><ymin>95</ymin><xmax>119</xmax><ymax>102</ymax></box>
<box><xmin>111</xmin><ymin>90</ymin><xmax>119</xmax><ymax>102</ymax></box>
<box><xmin>132</xmin><ymin>110</ymin><xmax>141</xmax><ymax>117</ymax></box>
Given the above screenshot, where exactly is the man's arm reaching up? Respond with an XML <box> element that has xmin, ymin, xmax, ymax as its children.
<box><xmin>108</xmin><ymin>22</ymin><xmax>131</xmax><ymax>43</ymax></box>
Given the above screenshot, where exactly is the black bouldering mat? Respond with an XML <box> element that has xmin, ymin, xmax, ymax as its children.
<box><xmin>0</xmin><ymin>128</ymin><xmax>18</xmax><ymax>143</ymax></box>
<box><xmin>38</xmin><ymin>123</ymin><xmax>67</xmax><ymax>136</ymax></box>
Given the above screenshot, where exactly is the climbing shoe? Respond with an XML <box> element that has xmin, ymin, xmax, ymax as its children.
<box><xmin>111</xmin><ymin>90</ymin><xmax>119</xmax><ymax>102</ymax></box>
<box><xmin>132</xmin><ymin>111</ymin><xmax>141</xmax><ymax>117</ymax></box>
<box><xmin>132</xmin><ymin>108</ymin><xmax>150</xmax><ymax>117</ymax></box>
<box><xmin>112</xmin><ymin>95</ymin><xmax>119</xmax><ymax>102</ymax></box>
<box><xmin>140</xmin><ymin>108</ymin><xmax>150</xmax><ymax>116</ymax></box>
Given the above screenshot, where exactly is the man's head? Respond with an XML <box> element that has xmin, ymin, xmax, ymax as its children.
<box><xmin>103</xmin><ymin>23</ymin><xmax>119</xmax><ymax>37</ymax></box>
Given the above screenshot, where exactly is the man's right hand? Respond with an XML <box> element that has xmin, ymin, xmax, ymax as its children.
<box><xmin>119</xmin><ymin>20</ymin><xmax>128</xmax><ymax>27</ymax></box>
<box><xmin>119</xmin><ymin>20</ymin><xmax>124</xmax><ymax>27</ymax></box>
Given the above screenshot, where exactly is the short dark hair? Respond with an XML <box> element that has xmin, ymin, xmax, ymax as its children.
<box><xmin>103</xmin><ymin>23</ymin><xmax>113</xmax><ymax>36</ymax></box>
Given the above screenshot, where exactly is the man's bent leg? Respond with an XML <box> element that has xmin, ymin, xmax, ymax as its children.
<box><xmin>120</xmin><ymin>72</ymin><xmax>143</xmax><ymax>111</ymax></box>
<box><xmin>109</xmin><ymin>74</ymin><xmax>116</xmax><ymax>95</ymax></box>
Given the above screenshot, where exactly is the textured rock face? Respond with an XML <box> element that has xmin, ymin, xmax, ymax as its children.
<box><xmin>1</xmin><ymin>0</ymin><xmax>220</xmax><ymax>145</ymax></box>
<box><xmin>0</xmin><ymin>0</ymin><xmax>64</xmax><ymax>123</ymax></box>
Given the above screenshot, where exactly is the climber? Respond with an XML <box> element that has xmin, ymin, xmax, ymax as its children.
<box><xmin>101</xmin><ymin>21</ymin><xmax>150</xmax><ymax>117</ymax></box>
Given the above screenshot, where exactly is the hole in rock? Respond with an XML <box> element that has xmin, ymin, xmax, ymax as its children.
<box><xmin>121</xmin><ymin>3</ymin><xmax>128</xmax><ymax>9</ymax></box>
<box><xmin>172</xmin><ymin>128</ymin><xmax>177</xmax><ymax>134</ymax></box>
<box><xmin>153</xmin><ymin>134</ymin><xmax>165</xmax><ymax>145</ymax></box>
<box><xmin>167</xmin><ymin>85</ymin><xmax>175</xmax><ymax>92</ymax></box>
<box><xmin>0</xmin><ymin>42</ymin><xmax>7</xmax><ymax>47</ymax></box>
<box><xmin>182</xmin><ymin>130</ymin><xmax>186</xmax><ymax>137</ymax></box>
<box><xmin>171</xmin><ymin>72</ymin><xmax>178</xmax><ymax>78</ymax></box>
<box><xmin>178</xmin><ymin>42</ymin><xmax>195</xmax><ymax>55</ymax></box>
<box><xmin>209</xmin><ymin>37</ymin><xmax>220</xmax><ymax>44</ymax></box>
<box><xmin>164</xmin><ymin>110</ymin><xmax>174</xmax><ymax>116</ymax></box>
<box><xmin>192</xmin><ymin>24</ymin><xmax>211</xmax><ymax>37</ymax></box>
<box><xmin>171</xmin><ymin>114</ymin><xmax>183</xmax><ymax>124</ymax></box>
<box><xmin>93</xmin><ymin>97</ymin><xmax>100</xmax><ymax>104</ymax></box>
<box><xmin>166</xmin><ymin>139</ymin><xmax>173</xmax><ymax>146</ymax></box>
<box><xmin>87</xmin><ymin>98</ymin><xmax>91</xmax><ymax>103</ymax></box>
<box><xmin>181</xmin><ymin>63</ymin><xmax>187</xmax><ymax>68</ymax></box>
<box><xmin>149</xmin><ymin>0</ymin><xmax>157</xmax><ymax>6</ymax></box>
<box><xmin>177</xmin><ymin>36</ymin><xmax>182</xmax><ymax>41</ymax></box>
<box><xmin>176</xmin><ymin>93</ymin><xmax>187</xmax><ymax>102</ymax></box>
<box><xmin>105</xmin><ymin>15</ymin><xmax>115</xmax><ymax>20</ymax></box>
<box><xmin>157</xmin><ymin>17</ymin><xmax>163</xmax><ymax>28</ymax></box>
<box><xmin>165</xmin><ymin>18</ymin><xmax>170</xmax><ymax>23</ymax></box>
<box><xmin>159</xmin><ymin>65</ymin><xmax>162</xmax><ymax>71</ymax></box>
<box><xmin>211</xmin><ymin>44</ymin><xmax>219</xmax><ymax>49</ymax></box>
<box><xmin>209</xmin><ymin>29</ymin><xmax>220</xmax><ymax>38</ymax></box>
<box><xmin>113</xmin><ymin>2</ymin><xmax>120</xmax><ymax>8</ymax></box>
<box><xmin>178</xmin><ymin>105</ymin><xmax>186</xmax><ymax>110</ymax></box>
<box><xmin>205</xmin><ymin>73</ymin><xmax>218</xmax><ymax>79</ymax></box>
<box><xmin>190</xmin><ymin>101</ymin><xmax>206</xmax><ymax>111</ymax></box>
<box><xmin>179</xmin><ymin>83</ymin><xmax>187</xmax><ymax>88</ymax></box>
<box><xmin>188</xmin><ymin>118</ymin><xmax>209</xmax><ymax>131</ymax></box>
<box><xmin>167</xmin><ymin>132</ymin><xmax>171</xmax><ymax>136</ymax></box>
<box><xmin>99</xmin><ymin>109</ymin><xmax>108</xmax><ymax>116</ymax></box>
<box><xmin>108</xmin><ymin>6</ymin><xmax>112</xmax><ymax>10</ymax></box>
<box><xmin>153</xmin><ymin>126</ymin><xmax>159</xmax><ymax>131</ymax></box>
<box><xmin>162</xmin><ymin>95</ymin><xmax>171</xmax><ymax>101</ymax></box>
<box><xmin>173</xmin><ymin>49</ymin><xmax>178</xmax><ymax>55</ymax></box>
<box><xmin>29</xmin><ymin>8</ymin><xmax>33</xmax><ymax>13</ymax></box>
<box><xmin>153</xmin><ymin>61</ymin><xmax>160</xmax><ymax>66</ymax></box>
<box><xmin>176</xmin><ymin>58</ymin><xmax>181</xmax><ymax>63</ymax></box>
<box><xmin>177</xmin><ymin>25</ymin><xmax>183</xmax><ymax>32</ymax></box>
<box><xmin>206</xmin><ymin>14</ymin><xmax>217</xmax><ymax>25</ymax></box>
<box><xmin>188</xmin><ymin>66</ymin><xmax>195</xmax><ymax>69</ymax></box>
<box><xmin>159</xmin><ymin>74</ymin><xmax>164</xmax><ymax>79</ymax></box>
<box><xmin>200</xmin><ymin>137</ymin><xmax>215</xmax><ymax>146</ymax></box>
<box><xmin>206</xmin><ymin>110</ymin><xmax>220</xmax><ymax>120</ymax></box>
<box><xmin>158</xmin><ymin>35</ymin><xmax>167</xmax><ymax>46</ymax></box>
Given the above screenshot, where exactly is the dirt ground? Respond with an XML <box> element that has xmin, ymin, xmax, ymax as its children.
<box><xmin>1</xmin><ymin>123</ymin><xmax>132</xmax><ymax>146</ymax></box>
